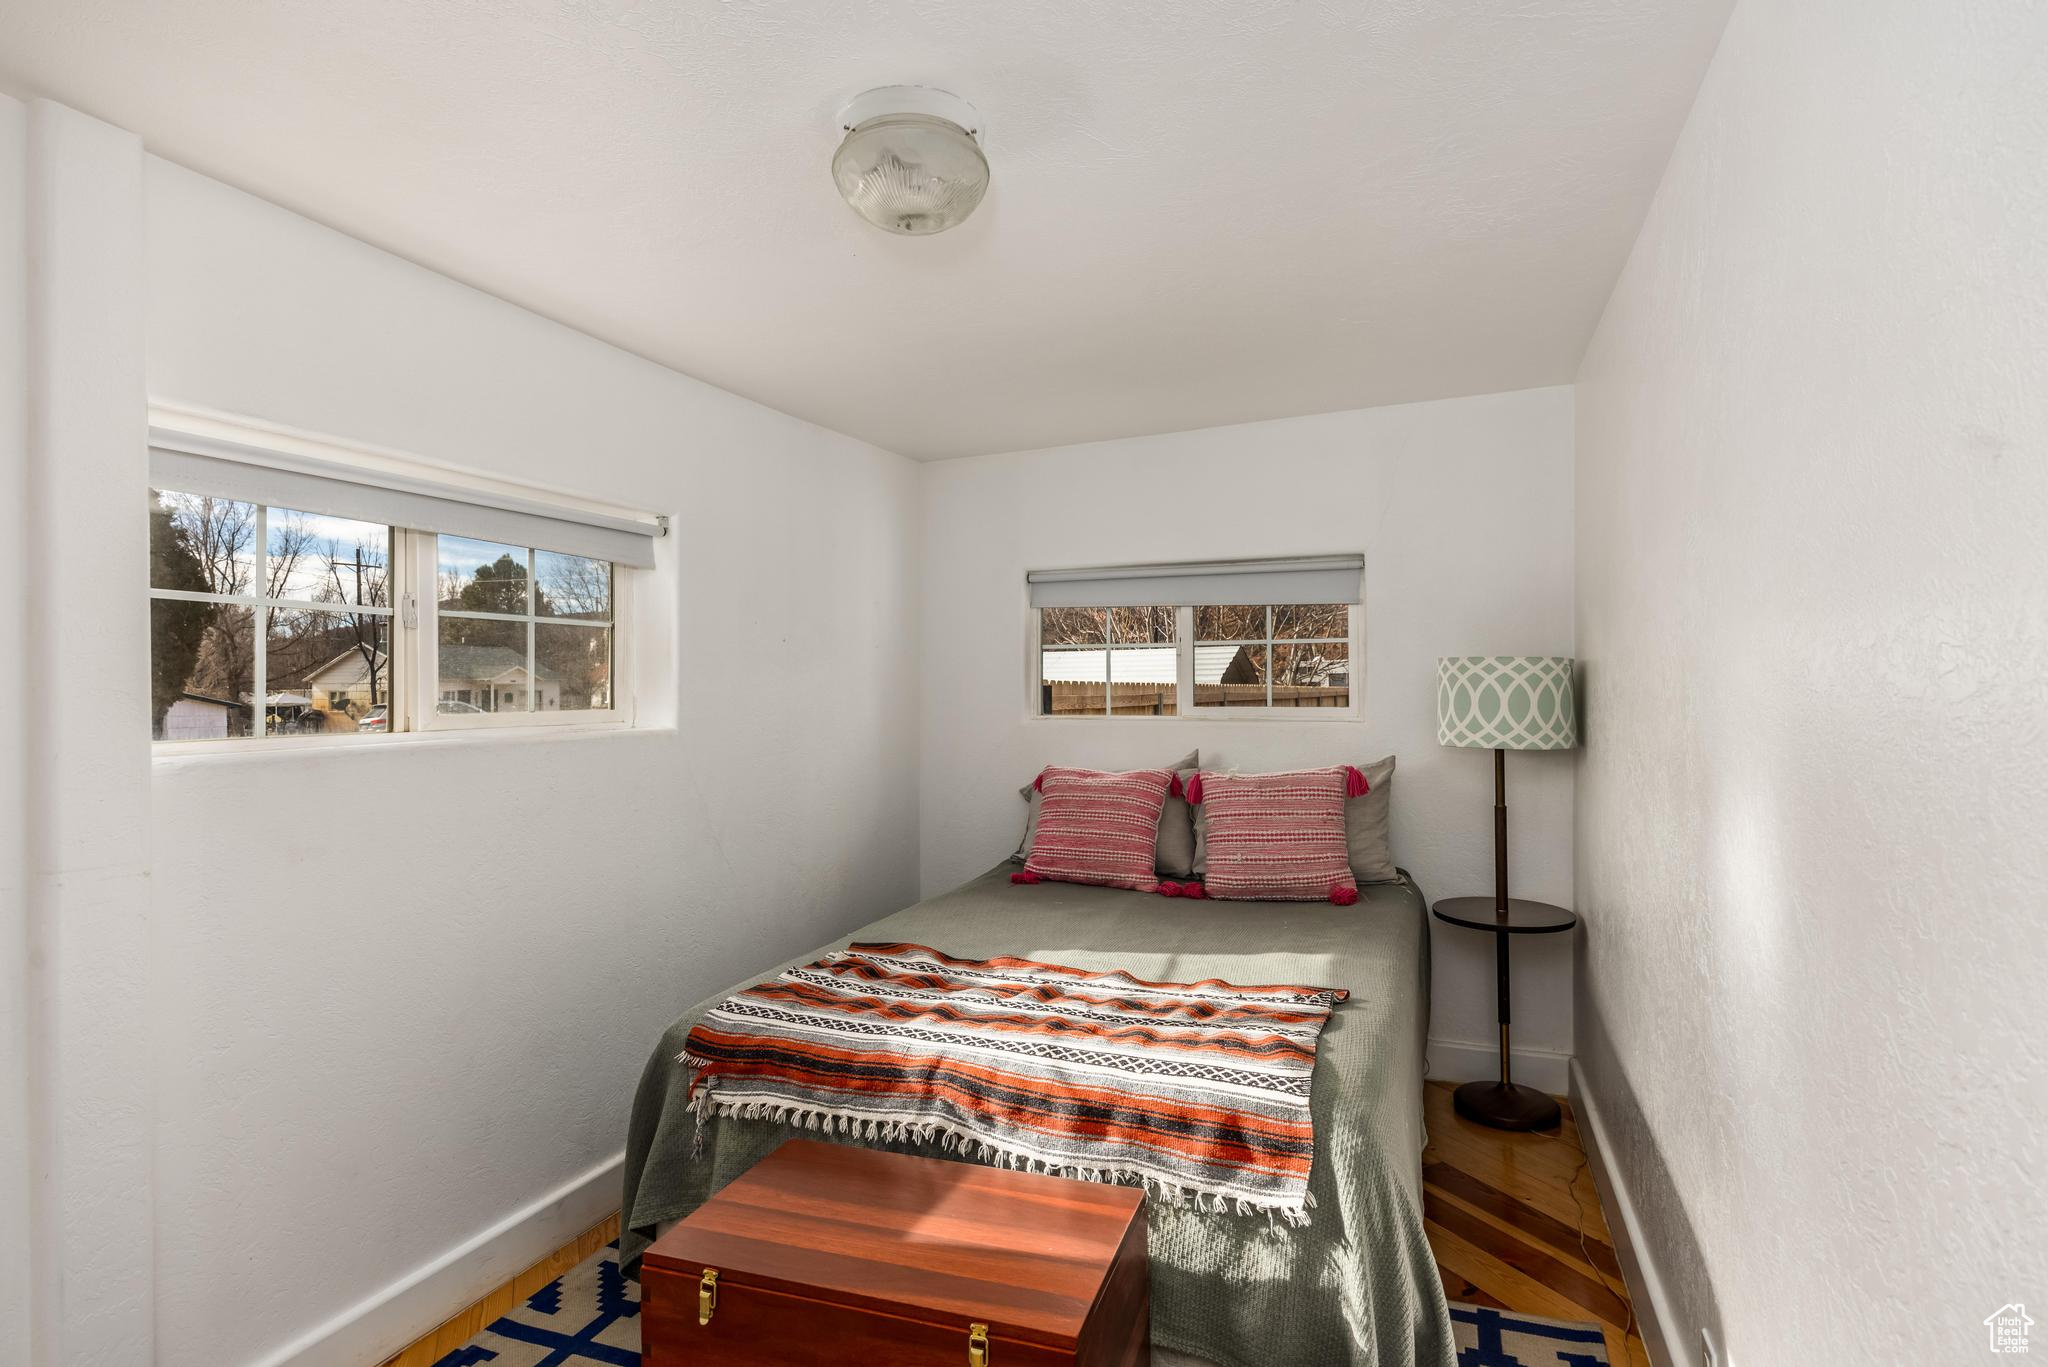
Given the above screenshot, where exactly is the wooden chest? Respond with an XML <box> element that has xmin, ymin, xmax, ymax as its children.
<box><xmin>642</xmin><ymin>1139</ymin><xmax>1150</xmax><ymax>1367</ymax></box>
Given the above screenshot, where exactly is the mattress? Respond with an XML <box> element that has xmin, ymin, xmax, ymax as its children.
<box><xmin>619</xmin><ymin>865</ymin><xmax>1456</xmax><ymax>1367</ymax></box>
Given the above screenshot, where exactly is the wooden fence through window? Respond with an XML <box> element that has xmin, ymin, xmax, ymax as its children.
<box><xmin>1043</xmin><ymin>682</ymin><xmax>1349</xmax><ymax>715</ymax></box>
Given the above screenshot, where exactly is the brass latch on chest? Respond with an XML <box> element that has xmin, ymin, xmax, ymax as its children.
<box><xmin>967</xmin><ymin>1321</ymin><xmax>991</xmax><ymax>1366</ymax></box>
<box><xmin>697</xmin><ymin>1268</ymin><xmax>718</xmax><ymax>1325</ymax></box>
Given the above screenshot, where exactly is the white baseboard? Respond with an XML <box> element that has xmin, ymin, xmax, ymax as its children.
<box><xmin>1569</xmin><ymin>1059</ymin><xmax>1683</xmax><ymax>1367</ymax></box>
<box><xmin>1427</xmin><ymin>1036</ymin><xmax>1572</xmax><ymax>1096</ymax></box>
<box><xmin>249</xmin><ymin>1151</ymin><xmax>624</xmax><ymax>1367</ymax></box>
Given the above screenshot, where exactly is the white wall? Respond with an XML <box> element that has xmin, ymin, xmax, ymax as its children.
<box><xmin>17</xmin><ymin>99</ymin><xmax>157</xmax><ymax>1367</ymax></box>
<box><xmin>0</xmin><ymin>114</ymin><xmax>923</xmax><ymax>1367</ymax></box>
<box><xmin>0</xmin><ymin>92</ymin><xmax>32</xmax><ymax>1367</ymax></box>
<box><xmin>919</xmin><ymin>387</ymin><xmax>1578</xmax><ymax>1074</ymax></box>
<box><xmin>1572</xmin><ymin>2</ymin><xmax>2048</xmax><ymax>1364</ymax></box>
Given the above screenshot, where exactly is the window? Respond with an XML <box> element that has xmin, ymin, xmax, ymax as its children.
<box><xmin>1037</xmin><ymin>607</ymin><xmax>1179</xmax><ymax>716</ymax></box>
<box><xmin>1193</xmin><ymin>604</ymin><xmax>1350</xmax><ymax>709</ymax></box>
<box><xmin>147</xmin><ymin>427</ymin><xmax>660</xmax><ymax>745</ymax></box>
<box><xmin>149</xmin><ymin>490</ymin><xmax>394</xmax><ymax>739</ymax></box>
<box><xmin>435</xmin><ymin>537</ymin><xmax>613</xmax><ymax>719</ymax></box>
<box><xmin>1027</xmin><ymin>556</ymin><xmax>1363</xmax><ymax>719</ymax></box>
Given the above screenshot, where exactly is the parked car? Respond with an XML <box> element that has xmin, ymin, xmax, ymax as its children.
<box><xmin>357</xmin><ymin>701</ymin><xmax>485</xmax><ymax>730</ymax></box>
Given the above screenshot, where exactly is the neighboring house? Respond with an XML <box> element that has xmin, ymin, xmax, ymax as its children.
<box><xmin>300</xmin><ymin>647</ymin><xmax>390</xmax><ymax>718</ymax></box>
<box><xmin>301</xmin><ymin>643</ymin><xmax>566</xmax><ymax>716</ymax></box>
<box><xmin>160</xmin><ymin>691</ymin><xmax>250</xmax><ymax>742</ymax></box>
<box><xmin>431</xmin><ymin>644</ymin><xmax>561</xmax><ymax>712</ymax></box>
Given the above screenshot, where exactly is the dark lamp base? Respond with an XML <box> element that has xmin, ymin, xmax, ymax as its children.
<box><xmin>1452</xmin><ymin>1079</ymin><xmax>1562</xmax><ymax>1132</ymax></box>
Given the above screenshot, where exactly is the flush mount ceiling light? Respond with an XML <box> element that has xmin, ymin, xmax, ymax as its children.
<box><xmin>831</xmin><ymin>86</ymin><xmax>989</xmax><ymax>236</ymax></box>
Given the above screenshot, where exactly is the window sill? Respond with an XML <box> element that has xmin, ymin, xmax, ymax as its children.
<box><xmin>152</xmin><ymin>720</ymin><xmax>672</xmax><ymax>767</ymax></box>
<box><xmin>1026</xmin><ymin>710</ymin><xmax>1362</xmax><ymax>724</ymax></box>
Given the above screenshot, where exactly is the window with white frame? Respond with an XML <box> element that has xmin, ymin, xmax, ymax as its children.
<box><xmin>1037</xmin><ymin>606</ymin><xmax>1180</xmax><ymax>716</ymax></box>
<box><xmin>1192</xmin><ymin>604</ymin><xmax>1351</xmax><ymax>708</ymax></box>
<box><xmin>147</xmin><ymin>430</ymin><xmax>658</xmax><ymax>744</ymax></box>
<box><xmin>1028</xmin><ymin>557</ymin><xmax>1363</xmax><ymax>718</ymax></box>
<box><xmin>149</xmin><ymin>490</ymin><xmax>395</xmax><ymax>740</ymax></box>
<box><xmin>434</xmin><ymin>537</ymin><xmax>614</xmax><ymax>719</ymax></box>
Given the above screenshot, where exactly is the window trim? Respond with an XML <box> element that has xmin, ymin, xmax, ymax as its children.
<box><xmin>1028</xmin><ymin>602</ymin><xmax>1362</xmax><ymax>722</ymax></box>
<box><xmin>408</xmin><ymin>533</ymin><xmax>633</xmax><ymax>733</ymax></box>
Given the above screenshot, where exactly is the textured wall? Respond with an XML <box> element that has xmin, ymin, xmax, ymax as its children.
<box><xmin>143</xmin><ymin>158</ymin><xmax>923</xmax><ymax>1366</ymax></box>
<box><xmin>1573</xmin><ymin>1</ymin><xmax>2048</xmax><ymax>1363</ymax></box>
<box><xmin>19</xmin><ymin>99</ymin><xmax>156</xmax><ymax>1367</ymax></box>
<box><xmin>919</xmin><ymin>387</ymin><xmax>1579</xmax><ymax>1070</ymax></box>
<box><xmin>0</xmin><ymin>92</ymin><xmax>31</xmax><ymax>1367</ymax></box>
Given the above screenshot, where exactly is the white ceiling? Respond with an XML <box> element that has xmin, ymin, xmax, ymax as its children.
<box><xmin>0</xmin><ymin>1</ymin><xmax>1731</xmax><ymax>459</ymax></box>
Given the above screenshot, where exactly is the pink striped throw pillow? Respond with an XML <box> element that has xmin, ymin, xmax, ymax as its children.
<box><xmin>1189</xmin><ymin>766</ymin><xmax>1364</xmax><ymax>904</ymax></box>
<box><xmin>1018</xmin><ymin>766</ymin><xmax>1176</xmax><ymax>893</ymax></box>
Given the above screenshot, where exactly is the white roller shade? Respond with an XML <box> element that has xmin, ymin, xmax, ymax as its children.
<box><xmin>1027</xmin><ymin>555</ymin><xmax>1363</xmax><ymax>608</ymax></box>
<box><xmin>148</xmin><ymin>432</ymin><xmax>663</xmax><ymax>569</ymax></box>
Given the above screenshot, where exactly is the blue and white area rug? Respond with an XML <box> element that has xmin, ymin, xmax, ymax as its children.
<box><xmin>432</xmin><ymin>1243</ymin><xmax>639</xmax><ymax>1366</ymax></box>
<box><xmin>432</xmin><ymin>1244</ymin><xmax>1610</xmax><ymax>1366</ymax></box>
<box><xmin>1449</xmin><ymin>1303</ymin><xmax>1613</xmax><ymax>1366</ymax></box>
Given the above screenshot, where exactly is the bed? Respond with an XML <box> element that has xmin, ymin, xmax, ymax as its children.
<box><xmin>620</xmin><ymin>864</ymin><xmax>1458</xmax><ymax>1367</ymax></box>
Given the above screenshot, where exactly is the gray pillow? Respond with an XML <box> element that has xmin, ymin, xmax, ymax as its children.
<box><xmin>1192</xmin><ymin>755</ymin><xmax>1399</xmax><ymax>885</ymax></box>
<box><xmin>1013</xmin><ymin>749</ymin><xmax>1200</xmax><ymax>878</ymax></box>
<box><xmin>1344</xmin><ymin>754</ymin><xmax>1399</xmax><ymax>883</ymax></box>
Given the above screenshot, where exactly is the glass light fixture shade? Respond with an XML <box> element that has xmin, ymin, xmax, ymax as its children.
<box><xmin>831</xmin><ymin>112</ymin><xmax>989</xmax><ymax>236</ymax></box>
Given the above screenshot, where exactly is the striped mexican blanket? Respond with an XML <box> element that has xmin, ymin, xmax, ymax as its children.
<box><xmin>681</xmin><ymin>941</ymin><xmax>1347</xmax><ymax>1223</ymax></box>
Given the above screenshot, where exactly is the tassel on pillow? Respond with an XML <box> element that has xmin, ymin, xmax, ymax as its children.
<box><xmin>1185</xmin><ymin>772</ymin><xmax>1204</xmax><ymax>805</ymax></box>
<box><xmin>1010</xmin><ymin>870</ymin><xmax>1042</xmax><ymax>885</ymax></box>
<box><xmin>1182</xmin><ymin>882</ymin><xmax>1208</xmax><ymax>900</ymax></box>
<box><xmin>1157</xmin><ymin>881</ymin><xmax>1184</xmax><ymax>898</ymax></box>
<box><xmin>1345</xmin><ymin>765</ymin><xmax>1369</xmax><ymax>798</ymax></box>
<box><xmin>1329</xmin><ymin>886</ymin><xmax>1359</xmax><ymax>906</ymax></box>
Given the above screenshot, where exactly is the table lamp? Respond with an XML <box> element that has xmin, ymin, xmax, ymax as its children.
<box><xmin>1436</xmin><ymin>656</ymin><xmax>1578</xmax><ymax>1128</ymax></box>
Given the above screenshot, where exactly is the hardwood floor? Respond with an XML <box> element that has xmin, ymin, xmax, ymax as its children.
<box><xmin>1423</xmin><ymin>1080</ymin><xmax>1652</xmax><ymax>1367</ymax></box>
<box><xmin>377</xmin><ymin>1212</ymin><xmax>621</xmax><ymax>1367</ymax></box>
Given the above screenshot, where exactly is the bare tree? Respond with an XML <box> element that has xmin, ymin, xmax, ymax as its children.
<box><xmin>1040</xmin><ymin>607</ymin><xmax>1106</xmax><ymax>646</ymax></box>
<box><xmin>537</xmin><ymin>553</ymin><xmax>609</xmax><ymax>621</ymax></box>
<box><xmin>1271</xmin><ymin>604</ymin><xmax>1348</xmax><ymax>687</ymax></box>
<box><xmin>160</xmin><ymin>492</ymin><xmax>254</xmax><ymax>596</ymax></box>
<box><xmin>320</xmin><ymin>538</ymin><xmax>389</xmax><ymax>708</ymax></box>
<box><xmin>1195</xmin><ymin>605</ymin><xmax>1264</xmax><ymax>640</ymax></box>
<box><xmin>264</xmin><ymin>510</ymin><xmax>317</xmax><ymax>598</ymax></box>
<box><xmin>1108</xmin><ymin>606</ymin><xmax>1174</xmax><ymax>645</ymax></box>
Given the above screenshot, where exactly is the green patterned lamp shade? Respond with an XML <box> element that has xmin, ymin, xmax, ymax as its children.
<box><xmin>1437</xmin><ymin>656</ymin><xmax>1578</xmax><ymax>750</ymax></box>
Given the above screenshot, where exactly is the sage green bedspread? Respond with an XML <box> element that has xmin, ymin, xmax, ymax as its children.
<box><xmin>619</xmin><ymin>866</ymin><xmax>1457</xmax><ymax>1367</ymax></box>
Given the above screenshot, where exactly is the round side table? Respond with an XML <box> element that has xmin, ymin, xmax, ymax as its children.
<box><xmin>1432</xmin><ymin>896</ymin><xmax>1578</xmax><ymax>1131</ymax></box>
